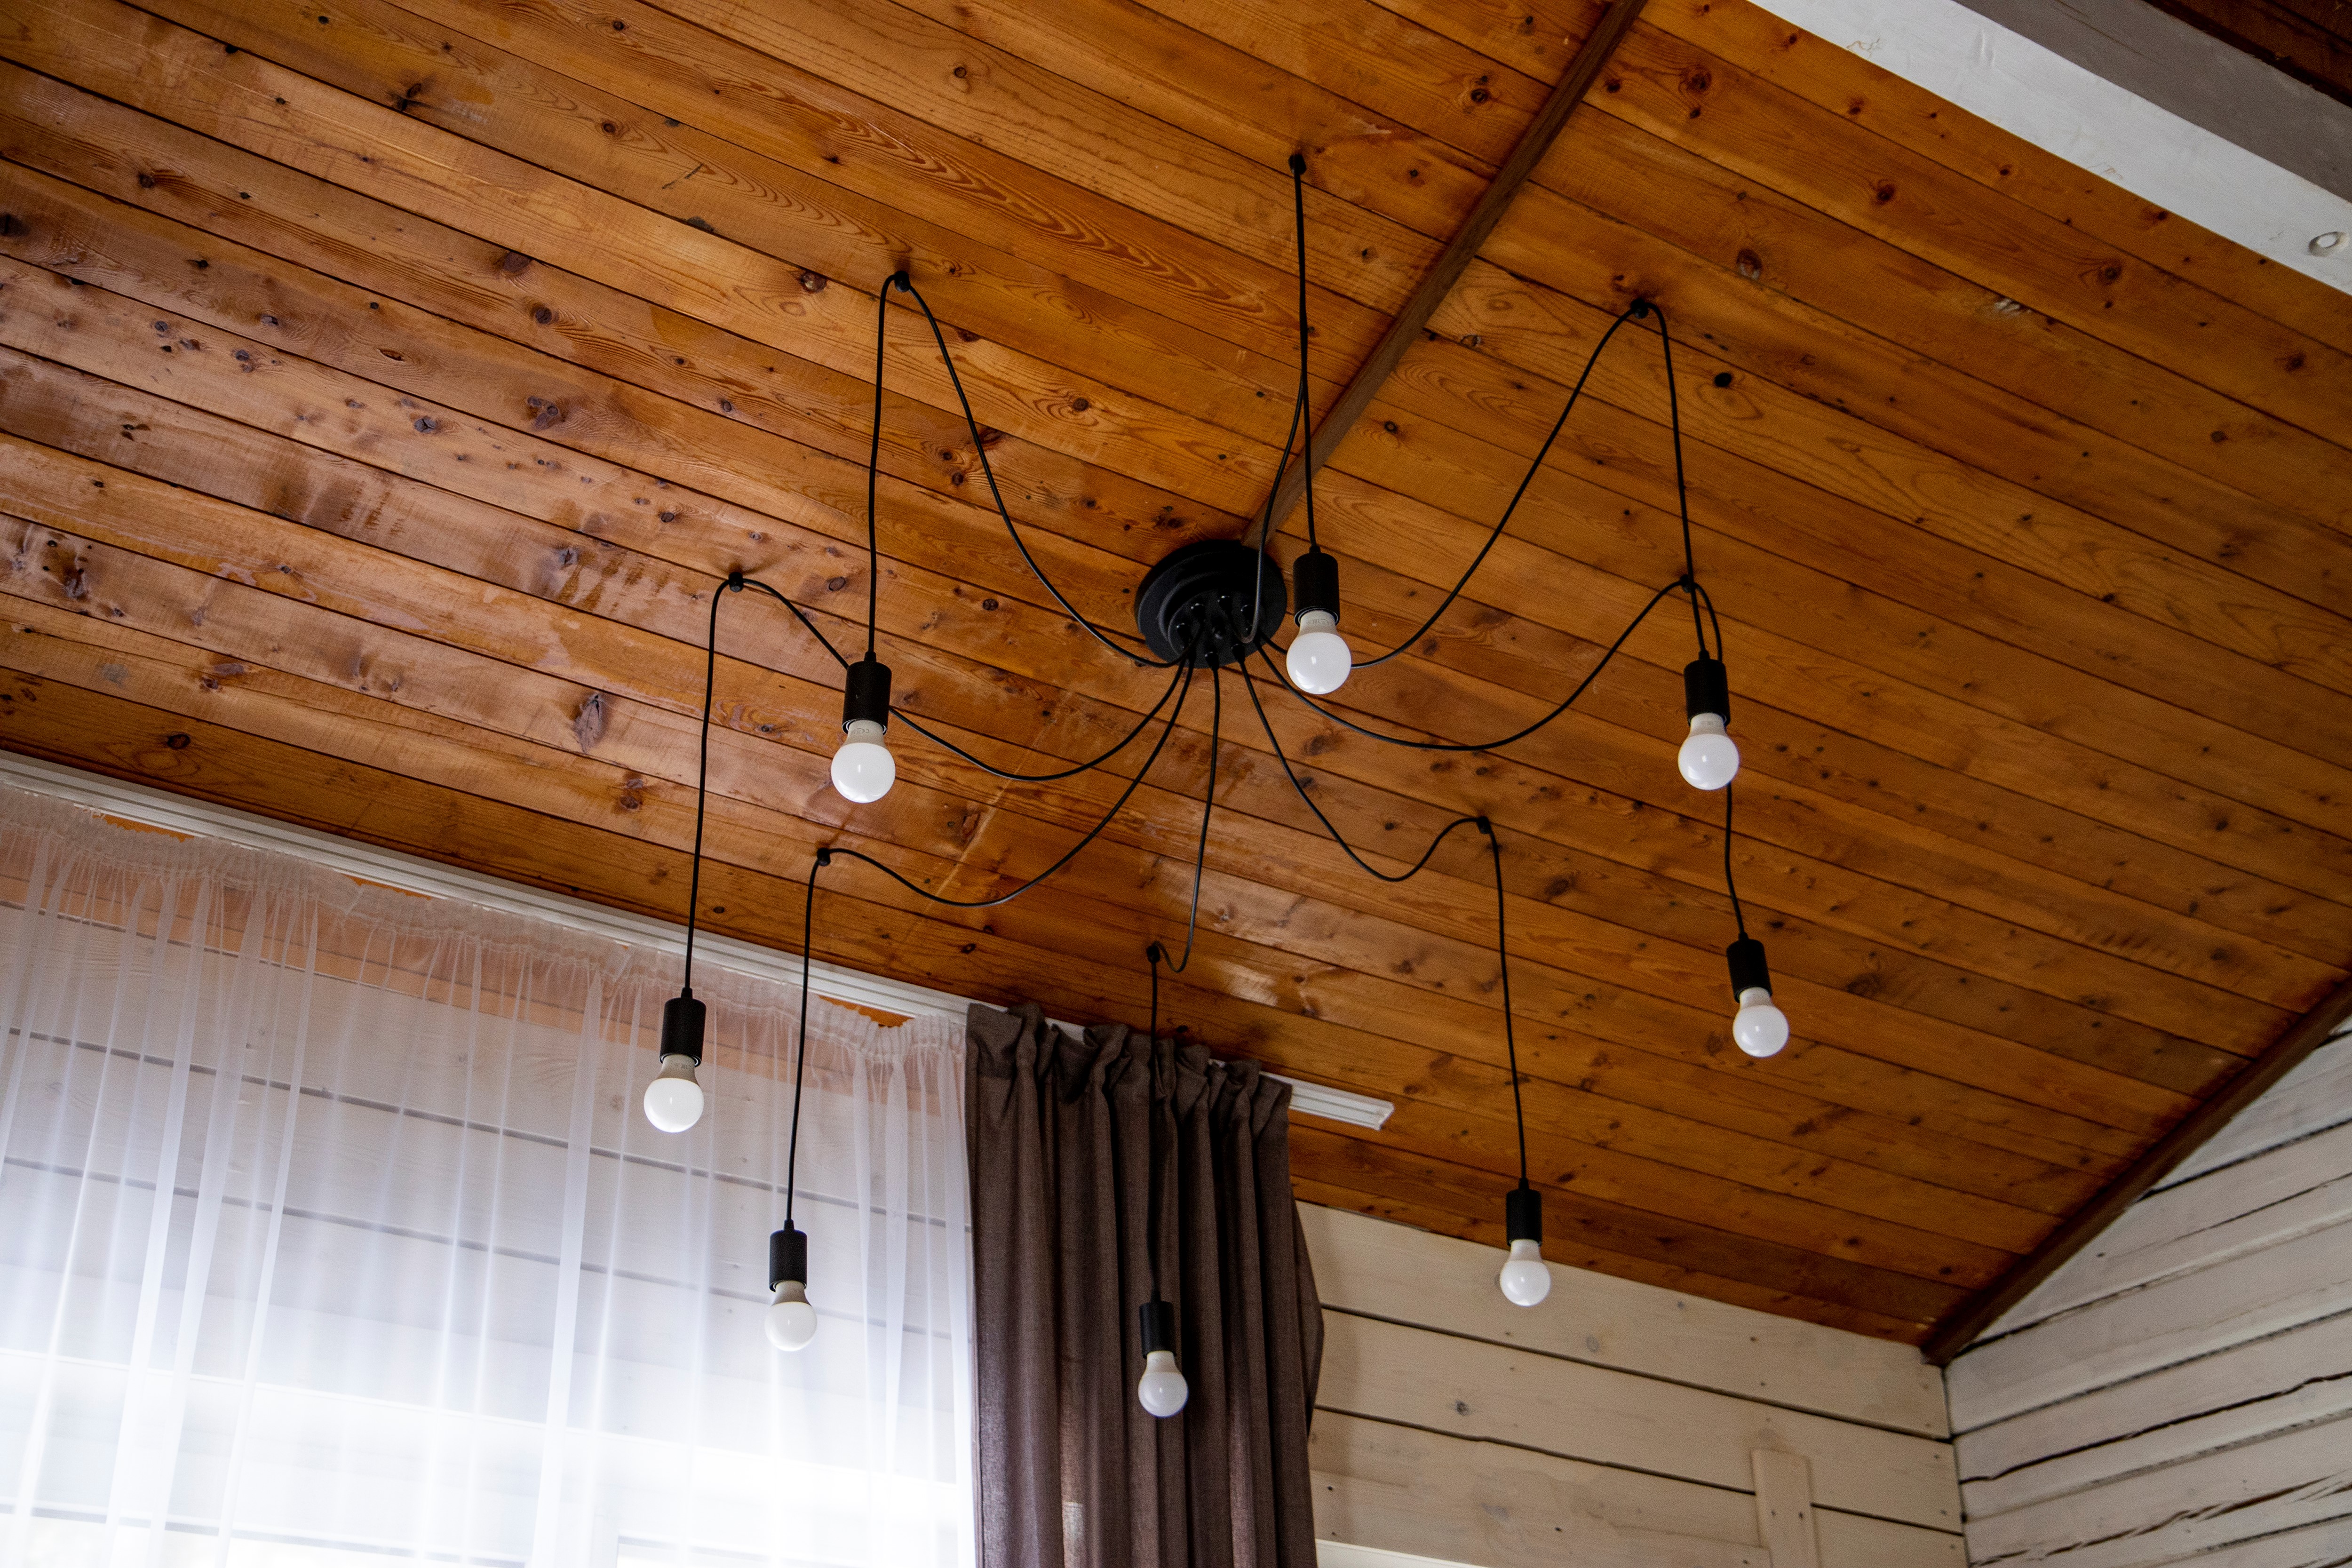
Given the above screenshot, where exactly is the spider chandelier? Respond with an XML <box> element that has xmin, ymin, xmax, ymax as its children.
<box><xmin>643</xmin><ymin>155</ymin><xmax>1788</xmax><ymax>1390</ymax></box>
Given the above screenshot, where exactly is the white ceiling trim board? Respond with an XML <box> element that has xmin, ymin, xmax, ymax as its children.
<box><xmin>1748</xmin><ymin>0</ymin><xmax>2352</xmax><ymax>294</ymax></box>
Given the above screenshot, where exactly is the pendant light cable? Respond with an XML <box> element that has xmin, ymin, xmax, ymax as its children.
<box><xmin>1292</xmin><ymin>156</ymin><xmax>1319</xmax><ymax>554</ymax></box>
<box><xmin>1256</xmin><ymin>578</ymin><xmax>1680</xmax><ymax>753</ymax></box>
<box><xmin>787</xmin><ymin>848</ymin><xmax>826</xmax><ymax>1228</ymax></box>
<box><xmin>1482</xmin><ymin>820</ymin><xmax>1529</xmax><ymax>1191</ymax></box>
<box><xmin>731</xmin><ymin>570</ymin><xmax>1194</xmax><ymax>783</ymax></box>
<box><xmin>1147</xmin><ymin>662</ymin><xmax>1221</xmax><ymax>975</ymax></box>
<box><xmin>1292</xmin><ymin>298</ymin><xmax>1657</xmax><ymax>673</ymax></box>
<box><xmin>890</xmin><ymin>275</ymin><xmax>1180</xmax><ymax>669</ymax></box>
<box><xmin>866</xmin><ymin>279</ymin><xmax>889</xmax><ymax>661</ymax></box>
<box><xmin>1722</xmin><ymin>779</ymin><xmax>1748</xmax><ymax>939</ymax></box>
<box><xmin>813</xmin><ymin>654</ymin><xmax>1200</xmax><ymax>910</ymax></box>
<box><xmin>1234</xmin><ymin>646</ymin><xmax>1483</xmax><ymax>883</ymax></box>
<box><xmin>1647</xmin><ymin>302</ymin><xmax>1710</xmax><ymax>661</ymax></box>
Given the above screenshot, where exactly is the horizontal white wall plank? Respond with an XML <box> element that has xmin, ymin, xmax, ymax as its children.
<box><xmin>1309</xmin><ymin>1410</ymin><xmax>1963</xmax><ymax>1568</ymax></box>
<box><xmin>2160</xmin><ymin>1033</ymin><xmax>2352</xmax><ymax>1191</ymax></box>
<box><xmin>1299</xmin><ymin>1206</ymin><xmax>1963</xmax><ymax>1565</ymax></box>
<box><xmin>1311</xmin><ymin>1411</ymin><xmax>1763</xmax><ymax>1568</ymax></box>
<box><xmin>1296</xmin><ymin>1204</ymin><xmax>1947</xmax><ymax>1437</ymax></box>
<box><xmin>1959</xmin><ymin>1309</ymin><xmax>2352</xmax><ymax>1497</ymax></box>
<box><xmin>1949</xmin><ymin>1036</ymin><xmax>2352</xmax><ymax>1568</ymax></box>
<box><xmin>1319</xmin><ymin>1311</ymin><xmax>1958</xmax><ymax>1530</ymax></box>
<box><xmin>2000</xmin><ymin>1122</ymin><xmax>2352</xmax><ymax>1330</ymax></box>
<box><xmin>1947</xmin><ymin>1215</ymin><xmax>2352</xmax><ymax>1429</ymax></box>
<box><xmin>1961</xmin><ymin>1414</ymin><xmax>2352</xmax><ymax>1568</ymax></box>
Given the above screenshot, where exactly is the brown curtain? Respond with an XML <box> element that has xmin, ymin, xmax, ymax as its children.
<box><xmin>966</xmin><ymin>1003</ymin><xmax>1322</xmax><ymax>1568</ymax></box>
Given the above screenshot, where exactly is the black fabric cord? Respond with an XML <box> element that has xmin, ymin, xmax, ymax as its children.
<box><xmin>1148</xmin><ymin>662</ymin><xmax>1221</xmax><ymax>975</ymax></box>
<box><xmin>1483</xmin><ymin>821</ymin><xmax>1528</xmax><ymax>1189</ymax></box>
<box><xmin>813</xmin><ymin>656</ymin><xmax>1199</xmax><ymax>910</ymax></box>
<box><xmin>1258</xmin><ymin>578</ymin><xmax>1680</xmax><ymax>754</ymax></box>
<box><xmin>891</xmin><ymin>278</ymin><xmax>1179</xmax><ymax>669</ymax></box>
<box><xmin>866</xmin><ymin>277</ymin><xmax>890</xmax><ymax>661</ymax></box>
<box><xmin>786</xmin><ymin>848</ymin><xmax>825</xmax><ymax>1226</ymax></box>
<box><xmin>1646</xmin><ymin>301</ymin><xmax>1711</xmax><ymax>660</ymax></box>
<box><xmin>680</xmin><ymin>576</ymin><xmax>734</xmax><ymax>992</ymax></box>
<box><xmin>1310</xmin><ymin>298</ymin><xmax>1658</xmax><ymax>672</ymax></box>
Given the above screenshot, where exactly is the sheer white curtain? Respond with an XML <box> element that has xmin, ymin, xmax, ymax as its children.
<box><xmin>0</xmin><ymin>788</ymin><xmax>974</xmax><ymax>1567</ymax></box>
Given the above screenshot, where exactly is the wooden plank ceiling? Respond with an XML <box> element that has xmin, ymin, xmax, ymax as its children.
<box><xmin>0</xmin><ymin>0</ymin><xmax>2347</xmax><ymax>1346</ymax></box>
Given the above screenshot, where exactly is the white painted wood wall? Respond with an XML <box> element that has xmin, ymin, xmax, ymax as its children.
<box><xmin>1945</xmin><ymin>1027</ymin><xmax>2352</xmax><ymax>1568</ymax></box>
<box><xmin>1297</xmin><ymin>1203</ymin><xmax>1966</xmax><ymax>1568</ymax></box>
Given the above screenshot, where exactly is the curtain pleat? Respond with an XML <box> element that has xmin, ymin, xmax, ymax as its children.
<box><xmin>966</xmin><ymin>1003</ymin><xmax>1320</xmax><ymax>1568</ymax></box>
<box><xmin>0</xmin><ymin>787</ymin><xmax>976</xmax><ymax>1566</ymax></box>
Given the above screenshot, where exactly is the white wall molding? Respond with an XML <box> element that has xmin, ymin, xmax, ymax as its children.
<box><xmin>0</xmin><ymin>752</ymin><xmax>1394</xmax><ymax>1124</ymax></box>
<box><xmin>1749</xmin><ymin>0</ymin><xmax>2352</xmax><ymax>294</ymax></box>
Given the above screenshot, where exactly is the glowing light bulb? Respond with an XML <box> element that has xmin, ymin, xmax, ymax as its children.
<box><xmin>642</xmin><ymin>1055</ymin><xmax>704</xmax><ymax>1133</ymax></box>
<box><xmin>1679</xmin><ymin>713</ymin><xmax>1740</xmax><ymax>791</ymax></box>
<box><xmin>1733</xmin><ymin>987</ymin><xmax>1789</xmax><ymax>1058</ymax></box>
<box><xmin>1287</xmin><ymin>610</ymin><xmax>1352</xmax><ymax>695</ymax></box>
<box><xmin>1498</xmin><ymin>1237</ymin><xmax>1552</xmax><ymax>1307</ymax></box>
<box><xmin>765</xmin><ymin>1280</ymin><xmax>818</xmax><ymax>1352</ymax></box>
<box><xmin>830</xmin><ymin>719</ymin><xmax>895</xmax><ymax>803</ymax></box>
<box><xmin>1137</xmin><ymin>1350</ymin><xmax>1188</xmax><ymax>1417</ymax></box>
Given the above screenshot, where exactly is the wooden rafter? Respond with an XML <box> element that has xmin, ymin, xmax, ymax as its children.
<box><xmin>1258</xmin><ymin>0</ymin><xmax>1647</xmax><ymax>535</ymax></box>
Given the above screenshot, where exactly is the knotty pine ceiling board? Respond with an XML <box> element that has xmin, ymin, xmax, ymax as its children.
<box><xmin>0</xmin><ymin>0</ymin><xmax>2347</xmax><ymax>1344</ymax></box>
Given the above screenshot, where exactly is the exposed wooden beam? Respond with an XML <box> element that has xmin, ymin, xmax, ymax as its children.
<box><xmin>1922</xmin><ymin>974</ymin><xmax>2352</xmax><ymax>1364</ymax></box>
<box><xmin>1259</xmin><ymin>0</ymin><xmax>1646</xmax><ymax>533</ymax></box>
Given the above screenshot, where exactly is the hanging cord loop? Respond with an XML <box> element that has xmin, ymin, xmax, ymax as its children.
<box><xmin>1310</xmin><ymin>297</ymin><xmax>1660</xmax><ymax>673</ymax></box>
<box><xmin>887</xmin><ymin>276</ymin><xmax>1180</xmax><ymax>668</ymax></box>
<box><xmin>1256</xmin><ymin>577</ymin><xmax>1680</xmax><ymax>754</ymax></box>
<box><xmin>680</xmin><ymin>572</ymin><xmax>744</xmax><ymax>993</ymax></box>
<box><xmin>812</xmin><ymin>651</ymin><xmax>1201</xmax><ymax>910</ymax></box>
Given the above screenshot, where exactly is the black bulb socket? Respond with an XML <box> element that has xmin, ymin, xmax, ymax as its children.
<box><xmin>660</xmin><ymin>989</ymin><xmax>706</xmax><ymax>1066</ymax></box>
<box><xmin>842</xmin><ymin>656</ymin><xmax>891</xmax><ymax>733</ymax></box>
<box><xmin>770</xmin><ymin>1223</ymin><xmax>808</xmax><ymax>1291</ymax></box>
<box><xmin>1684</xmin><ymin>655</ymin><xmax>1730</xmax><ymax>723</ymax></box>
<box><xmin>1506</xmin><ymin>1185</ymin><xmax>1542</xmax><ymax>1245</ymax></box>
<box><xmin>1291</xmin><ymin>547</ymin><xmax>1340</xmax><ymax>624</ymax></box>
<box><xmin>1139</xmin><ymin>1297</ymin><xmax>1178</xmax><ymax>1356</ymax></box>
<box><xmin>1726</xmin><ymin>936</ymin><xmax>1772</xmax><ymax>1001</ymax></box>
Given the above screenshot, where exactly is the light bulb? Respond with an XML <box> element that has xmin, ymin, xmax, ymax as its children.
<box><xmin>765</xmin><ymin>1280</ymin><xmax>818</xmax><ymax>1352</ymax></box>
<box><xmin>1286</xmin><ymin>610</ymin><xmax>1352</xmax><ymax>695</ymax></box>
<box><xmin>1136</xmin><ymin>1349</ymin><xmax>1188</xmax><ymax>1417</ymax></box>
<box><xmin>1498</xmin><ymin>1237</ymin><xmax>1552</xmax><ymax>1307</ymax></box>
<box><xmin>1678</xmin><ymin>713</ymin><xmax>1739</xmax><ymax>790</ymax></box>
<box><xmin>642</xmin><ymin>1054</ymin><xmax>704</xmax><ymax>1133</ymax></box>
<box><xmin>830</xmin><ymin>719</ymin><xmax>895</xmax><ymax>803</ymax></box>
<box><xmin>1733</xmin><ymin>987</ymin><xmax>1789</xmax><ymax>1058</ymax></box>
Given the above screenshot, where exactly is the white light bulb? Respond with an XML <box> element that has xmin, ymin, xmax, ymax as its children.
<box><xmin>642</xmin><ymin>1055</ymin><xmax>704</xmax><ymax>1133</ymax></box>
<box><xmin>830</xmin><ymin>720</ymin><xmax>895</xmax><ymax>803</ymax></box>
<box><xmin>1498</xmin><ymin>1237</ymin><xmax>1552</xmax><ymax>1307</ymax></box>
<box><xmin>1136</xmin><ymin>1349</ymin><xmax>1188</xmax><ymax>1417</ymax></box>
<box><xmin>1678</xmin><ymin>712</ymin><xmax>1740</xmax><ymax>790</ymax></box>
<box><xmin>765</xmin><ymin>1280</ymin><xmax>818</xmax><ymax>1352</ymax></box>
<box><xmin>1733</xmin><ymin>987</ymin><xmax>1789</xmax><ymax>1058</ymax></box>
<box><xmin>1286</xmin><ymin>610</ymin><xmax>1352</xmax><ymax>695</ymax></box>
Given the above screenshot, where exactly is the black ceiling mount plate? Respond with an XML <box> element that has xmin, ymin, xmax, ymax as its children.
<box><xmin>1133</xmin><ymin>540</ymin><xmax>1285</xmax><ymax>666</ymax></box>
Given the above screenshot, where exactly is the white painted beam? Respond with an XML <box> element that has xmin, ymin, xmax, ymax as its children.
<box><xmin>1749</xmin><ymin>0</ymin><xmax>2352</xmax><ymax>293</ymax></box>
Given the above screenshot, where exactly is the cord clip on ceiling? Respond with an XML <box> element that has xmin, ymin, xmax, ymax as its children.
<box><xmin>652</xmin><ymin>153</ymin><xmax>1788</xmax><ymax>1353</ymax></box>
